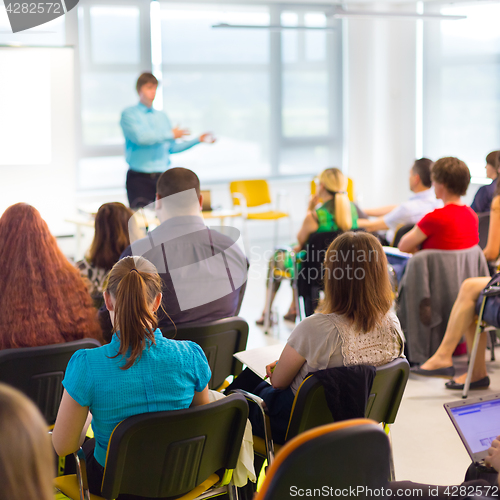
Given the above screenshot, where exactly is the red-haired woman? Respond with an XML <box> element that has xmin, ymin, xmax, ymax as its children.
<box><xmin>0</xmin><ymin>203</ymin><xmax>103</xmax><ymax>348</ymax></box>
<box><xmin>76</xmin><ymin>202</ymin><xmax>134</xmax><ymax>308</ymax></box>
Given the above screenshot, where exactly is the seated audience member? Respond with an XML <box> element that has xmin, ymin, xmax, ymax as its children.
<box><xmin>76</xmin><ymin>202</ymin><xmax>134</xmax><ymax>308</ymax></box>
<box><xmin>357</xmin><ymin>158</ymin><xmax>441</xmax><ymax>245</ymax></box>
<box><xmin>231</xmin><ymin>232</ymin><xmax>404</xmax><ymax>444</ymax></box>
<box><xmin>99</xmin><ymin>167</ymin><xmax>248</xmax><ymax>339</ymax></box>
<box><xmin>471</xmin><ymin>150</ymin><xmax>500</xmax><ymax>213</ymax></box>
<box><xmin>0</xmin><ymin>383</ymin><xmax>54</xmax><ymax>500</ymax></box>
<box><xmin>398</xmin><ymin>157</ymin><xmax>478</xmax><ymax>254</ymax></box>
<box><xmin>0</xmin><ymin>203</ymin><xmax>102</xmax><ymax>348</ymax></box>
<box><xmin>257</xmin><ymin>167</ymin><xmax>358</xmax><ymax>324</ymax></box>
<box><xmin>52</xmin><ymin>256</ymin><xmax>211</xmax><ymax>496</ymax></box>
<box><xmin>411</xmin><ymin>178</ymin><xmax>500</xmax><ymax>386</ymax></box>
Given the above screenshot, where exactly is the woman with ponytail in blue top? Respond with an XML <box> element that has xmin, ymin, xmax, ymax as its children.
<box><xmin>52</xmin><ymin>256</ymin><xmax>211</xmax><ymax>496</ymax></box>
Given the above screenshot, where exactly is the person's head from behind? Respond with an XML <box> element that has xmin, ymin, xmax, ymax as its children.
<box><xmin>0</xmin><ymin>203</ymin><xmax>101</xmax><ymax>347</ymax></box>
<box><xmin>88</xmin><ymin>202</ymin><xmax>134</xmax><ymax>271</ymax></box>
<box><xmin>136</xmin><ymin>72</ymin><xmax>158</xmax><ymax>108</ymax></box>
<box><xmin>431</xmin><ymin>157</ymin><xmax>470</xmax><ymax>200</ymax></box>
<box><xmin>485</xmin><ymin>150</ymin><xmax>500</xmax><ymax>180</ymax></box>
<box><xmin>104</xmin><ymin>256</ymin><xmax>163</xmax><ymax>369</ymax></box>
<box><xmin>409</xmin><ymin>158</ymin><xmax>434</xmax><ymax>191</ymax></box>
<box><xmin>318</xmin><ymin>232</ymin><xmax>392</xmax><ymax>333</ymax></box>
<box><xmin>318</xmin><ymin>168</ymin><xmax>353</xmax><ymax>231</ymax></box>
<box><xmin>0</xmin><ymin>384</ymin><xmax>53</xmax><ymax>500</ymax></box>
<box><xmin>155</xmin><ymin>167</ymin><xmax>202</xmax><ymax>221</ymax></box>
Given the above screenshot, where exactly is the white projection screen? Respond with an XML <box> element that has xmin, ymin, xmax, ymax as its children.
<box><xmin>0</xmin><ymin>46</ymin><xmax>75</xmax><ymax>227</ymax></box>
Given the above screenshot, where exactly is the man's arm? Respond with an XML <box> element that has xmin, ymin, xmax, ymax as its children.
<box><xmin>120</xmin><ymin>109</ymin><xmax>172</xmax><ymax>146</ymax></box>
<box><xmin>363</xmin><ymin>205</ymin><xmax>398</xmax><ymax>217</ymax></box>
<box><xmin>169</xmin><ymin>137</ymin><xmax>201</xmax><ymax>154</ymax></box>
<box><xmin>357</xmin><ymin>217</ymin><xmax>389</xmax><ymax>232</ymax></box>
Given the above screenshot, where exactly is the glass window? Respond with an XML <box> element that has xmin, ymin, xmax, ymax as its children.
<box><xmin>423</xmin><ymin>3</ymin><xmax>500</xmax><ymax>178</ymax></box>
<box><xmin>440</xmin><ymin>4</ymin><xmax>500</xmax><ymax>57</ymax></box>
<box><xmin>81</xmin><ymin>72</ymin><xmax>139</xmax><ymax>146</ymax></box>
<box><xmin>161</xmin><ymin>5</ymin><xmax>269</xmax><ymax>64</ymax></box>
<box><xmin>282</xmin><ymin>71</ymin><xmax>329</xmax><ymax>137</ymax></box>
<box><xmin>89</xmin><ymin>6</ymin><xmax>140</xmax><ymax>64</ymax></box>
<box><xmin>281</xmin><ymin>12</ymin><xmax>298</xmax><ymax>64</ymax></box>
<box><xmin>305</xmin><ymin>13</ymin><xmax>327</xmax><ymax>62</ymax></box>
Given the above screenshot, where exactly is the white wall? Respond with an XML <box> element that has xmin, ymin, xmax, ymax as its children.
<box><xmin>0</xmin><ymin>47</ymin><xmax>75</xmax><ymax>234</ymax></box>
<box><xmin>346</xmin><ymin>3</ymin><xmax>418</xmax><ymax>209</ymax></box>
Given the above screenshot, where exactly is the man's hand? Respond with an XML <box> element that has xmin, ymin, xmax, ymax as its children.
<box><xmin>172</xmin><ymin>126</ymin><xmax>190</xmax><ymax>139</ymax></box>
<box><xmin>485</xmin><ymin>437</ymin><xmax>500</xmax><ymax>471</ymax></box>
<box><xmin>200</xmin><ymin>132</ymin><xmax>216</xmax><ymax>143</ymax></box>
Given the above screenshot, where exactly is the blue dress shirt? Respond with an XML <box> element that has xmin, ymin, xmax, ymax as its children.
<box><xmin>120</xmin><ymin>103</ymin><xmax>200</xmax><ymax>173</ymax></box>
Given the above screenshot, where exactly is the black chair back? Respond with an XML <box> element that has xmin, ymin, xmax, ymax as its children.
<box><xmin>101</xmin><ymin>394</ymin><xmax>249</xmax><ymax>500</ymax></box>
<box><xmin>297</xmin><ymin>230</ymin><xmax>342</xmax><ymax>316</ymax></box>
<box><xmin>478</xmin><ymin>212</ymin><xmax>490</xmax><ymax>250</ymax></box>
<box><xmin>286</xmin><ymin>358</ymin><xmax>410</xmax><ymax>440</ymax></box>
<box><xmin>0</xmin><ymin>339</ymin><xmax>101</xmax><ymax>425</ymax></box>
<box><xmin>364</xmin><ymin>358</ymin><xmax>410</xmax><ymax>424</ymax></box>
<box><xmin>161</xmin><ymin>317</ymin><xmax>249</xmax><ymax>390</ymax></box>
<box><xmin>392</xmin><ymin>223</ymin><xmax>414</xmax><ymax>247</ymax></box>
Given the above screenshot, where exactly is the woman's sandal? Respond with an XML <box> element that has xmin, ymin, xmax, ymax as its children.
<box><xmin>283</xmin><ymin>312</ymin><xmax>296</xmax><ymax>323</ymax></box>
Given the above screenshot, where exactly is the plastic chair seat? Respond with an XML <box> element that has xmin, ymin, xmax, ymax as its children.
<box><xmin>246</xmin><ymin>211</ymin><xmax>288</xmax><ymax>220</ymax></box>
<box><xmin>54</xmin><ymin>473</ymin><xmax>221</xmax><ymax>500</ymax></box>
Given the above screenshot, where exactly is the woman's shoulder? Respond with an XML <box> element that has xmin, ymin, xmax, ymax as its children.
<box><xmin>156</xmin><ymin>336</ymin><xmax>206</xmax><ymax>359</ymax></box>
<box><xmin>290</xmin><ymin>312</ymin><xmax>344</xmax><ymax>336</ymax></box>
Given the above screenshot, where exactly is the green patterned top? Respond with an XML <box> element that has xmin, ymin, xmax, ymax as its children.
<box><xmin>315</xmin><ymin>199</ymin><xmax>359</xmax><ymax>232</ymax></box>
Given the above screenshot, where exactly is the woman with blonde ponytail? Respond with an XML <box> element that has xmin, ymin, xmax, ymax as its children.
<box><xmin>257</xmin><ymin>167</ymin><xmax>358</xmax><ymax>324</ymax></box>
<box><xmin>52</xmin><ymin>256</ymin><xmax>211</xmax><ymax>496</ymax></box>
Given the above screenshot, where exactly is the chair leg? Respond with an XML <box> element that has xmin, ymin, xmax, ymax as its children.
<box><xmin>384</xmin><ymin>424</ymin><xmax>396</xmax><ymax>481</ymax></box>
<box><xmin>264</xmin><ymin>258</ymin><xmax>276</xmax><ymax>335</ymax></box>
<box><xmin>462</xmin><ymin>297</ymin><xmax>487</xmax><ymax>399</ymax></box>
<box><xmin>490</xmin><ymin>330</ymin><xmax>497</xmax><ymax>361</ymax></box>
<box><xmin>273</xmin><ymin>219</ymin><xmax>279</xmax><ymax>249</ymax></box>
<box><xmin>227</xmin><ymin>482</ymin><xmax>240</xmax><ymax>500</ymax></box>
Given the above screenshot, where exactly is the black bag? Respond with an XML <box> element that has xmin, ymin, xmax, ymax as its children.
<box><xmin>475</xmin><ymin>272</ymin><xmax>500</xmax><ymax>328</ymax></box>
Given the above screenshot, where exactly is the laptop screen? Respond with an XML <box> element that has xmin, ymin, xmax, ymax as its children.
<box><xmin>450</xmin><ymin>399</ymin><xmax>500</xmax><ymax>454</ymax></box>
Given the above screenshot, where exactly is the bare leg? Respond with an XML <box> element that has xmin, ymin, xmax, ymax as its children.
<box><xmin>419</xmin><ymin>277</ymin><xmax>490</xmax><ymax>371</ymax></box>
<box><xmin>451</xmin><ymin>325</ymin><xmax>488</xmax><ymax>384</ymax></box>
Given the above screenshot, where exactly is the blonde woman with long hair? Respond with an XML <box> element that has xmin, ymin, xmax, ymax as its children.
<box><xmin>0</xmin><ymin>384</ymin><xmax>54</xmax><ymax>500</ymax></box>
<box><xmin>257</xmin><ymin>167</ymin><xmax>358</xmax><ymax>324</ymax></box>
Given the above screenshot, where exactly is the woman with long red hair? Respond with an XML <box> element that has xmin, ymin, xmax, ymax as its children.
<box><xmin>0</xmin><ymin>203</ymin><xmax>103</xmax><ymax>348</ymax></box>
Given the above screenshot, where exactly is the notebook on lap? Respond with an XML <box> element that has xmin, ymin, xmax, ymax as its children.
<box><xmin>444</xmin><ymin>393</ymin><xmax>500</xmax><ymax>469</ymax></box>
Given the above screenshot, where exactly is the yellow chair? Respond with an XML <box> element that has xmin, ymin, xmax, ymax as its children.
<box><xmin>311</xmin><ymin>176</ymin><xmax>355</xmax><ymax>202</ymax></box>
<box><xmin>229</xmin><ymin>180</ymin><xmax>290</xmax><ymax>248</ymax></box>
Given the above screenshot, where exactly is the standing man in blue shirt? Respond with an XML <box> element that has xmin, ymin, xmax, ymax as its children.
<box><xmin>120</xmin><ymin>73</ymin><xmax>214</xmax><ymax>208</ymax></box>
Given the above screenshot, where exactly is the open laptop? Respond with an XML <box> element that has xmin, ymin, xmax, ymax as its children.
<box><xmin>444</xmin><ymin>393</ymin><xmax>500</xmax><ymax>469</ymax></box>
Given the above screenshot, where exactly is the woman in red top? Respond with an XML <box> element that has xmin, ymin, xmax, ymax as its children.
<box><xmin>398</xmin><ymin>157</ymin><xmax>478</xmax><ymax>253</ymax></box>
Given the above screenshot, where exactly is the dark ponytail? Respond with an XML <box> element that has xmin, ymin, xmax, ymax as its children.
<box><xmin>105</xmin><ymin>257</ymin><xmax>163</xmax><ymax>369</ymax></box>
